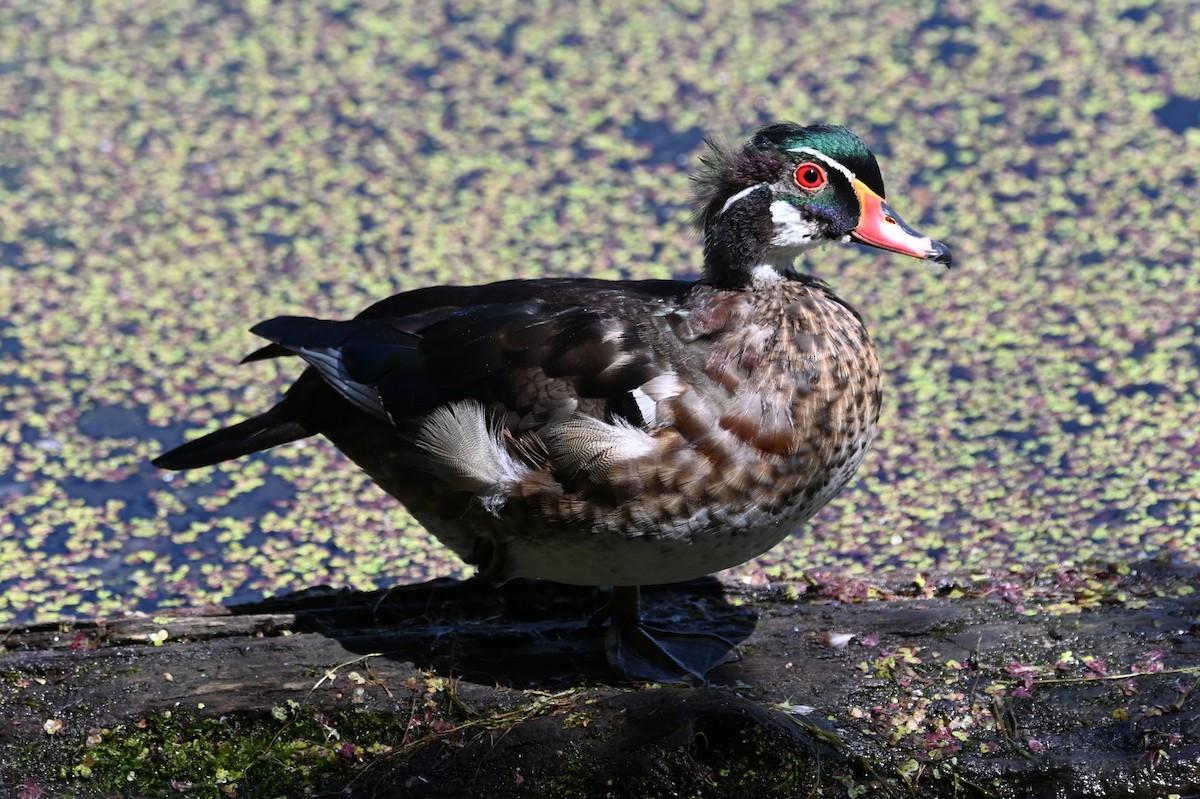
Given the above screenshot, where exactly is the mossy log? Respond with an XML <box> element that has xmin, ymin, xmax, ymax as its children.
<box><xmin>2</xmin><ymin>563</ymin><xmax>1198</xmax><ymax>798</ymax></box>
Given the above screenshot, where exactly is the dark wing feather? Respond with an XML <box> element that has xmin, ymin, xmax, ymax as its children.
<box><xmin>251</xmin><ymin>315</ymin><xmax>427</xmax><ymax>384</ymax></box>
<box><xmin>241</xmin><ymin>342</ymin><xmax>292</xmax><ymax>363</ymax></box>
<box><xmin>257</xmin><ymin>288</ymin><xmax>684</xmax><ymax>429</ymax></box>
<box><xmin>155</xmin><ymin>277</ymin><xmax>696</xmax><ymax>470</ymax></box>
<box><xmin>380</xmin><ymin>302</ymin><xmax>669</xmax><ymax>426</ymax></box>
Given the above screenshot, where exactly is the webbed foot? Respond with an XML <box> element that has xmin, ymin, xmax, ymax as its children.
<box><xmin>597</xmin><ymin>585</ymin><xmax>740</xmax><ymax>684</ymax></box>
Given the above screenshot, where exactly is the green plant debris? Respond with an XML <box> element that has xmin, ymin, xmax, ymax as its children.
<box><xmin>6</xmin><ymin>667</ymin><xmax>649</xmax><ymax>798</ymax></box>
<box><xmin>16</xmin><ymin>701</ymin><xmax>433</xmax><ymax>799</ymax></box>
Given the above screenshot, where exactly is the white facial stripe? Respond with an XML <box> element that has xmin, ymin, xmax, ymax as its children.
<box><xmin>717</xmin><ymin>183</ymin><xmax>766</xmax><ymax>218</ymax></box>
<box><xmin>787</xmin><ymin>146</ymin><xmax>857</xmax><ymax>183</ymax></box>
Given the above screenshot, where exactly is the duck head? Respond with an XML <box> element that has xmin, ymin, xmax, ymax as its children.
<box><xmin>691</xmin><ymin>123</ymin><xmax>951</xmax><ymax>287</ymax></box>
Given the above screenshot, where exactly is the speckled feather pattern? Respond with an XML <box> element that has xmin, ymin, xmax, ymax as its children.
<box><xmin>300</xmin><ymin>276</ymin><xmax>881</xmax><ymax>586</ymax></box>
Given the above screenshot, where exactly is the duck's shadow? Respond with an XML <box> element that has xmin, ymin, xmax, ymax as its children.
<box><xmin>229</xmin><ymin>577</ymin><xmax>756</xmax><ymax>688</ymax></box>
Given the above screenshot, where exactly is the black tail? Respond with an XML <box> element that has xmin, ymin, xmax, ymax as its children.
<box><xmin>153</xmin><ymin>369</ymin><xmax>330</xmax><ymax>470</ymax></box>
<box><xmin>152</xmin><ymin>410</ymin><xmax>311</xmax><ymax>470</ymax></box>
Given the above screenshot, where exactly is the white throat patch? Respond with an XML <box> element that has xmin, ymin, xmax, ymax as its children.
<box><xmin>750</xmin><ymin>263</ymin><xmax>786</xmax><ymax>284</ymax></box>
<box><xmin>769</xmin><ymin>199</ymin><xmax>821</xmax><ymax>249</ymax></box>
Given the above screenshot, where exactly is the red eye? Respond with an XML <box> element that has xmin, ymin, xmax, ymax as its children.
<box><xmin>793</xmin><ymin>162</ymin><xmax>827</xmax><ymax>191</ymax></box>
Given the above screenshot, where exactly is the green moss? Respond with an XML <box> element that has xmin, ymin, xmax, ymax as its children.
<box><xmin>36</xmin><ymin>705</ymin><xmax>413</xmax><ymax>799</ymax></box>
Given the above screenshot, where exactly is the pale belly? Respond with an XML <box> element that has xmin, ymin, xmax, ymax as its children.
<box><xmin>413</xmin><ymin>454</ymin><xmax>860</xmax><ymax>586</ymax></box>
<box><xmin>502</xmin><ymin>505</ymin><xmax>817</xmax><ymax>586</ymax></box>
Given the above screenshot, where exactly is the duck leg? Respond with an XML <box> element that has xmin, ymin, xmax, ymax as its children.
<box><xmin>594</xmin><ymin>585</ymin><xmax>740</xmax><ymax>684</ymax></box>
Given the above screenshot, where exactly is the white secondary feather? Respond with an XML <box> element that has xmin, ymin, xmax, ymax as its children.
<box><xmin>542</xmin><ymin>414</ymin><xmax>657</xmax><ymax>483</ymax></box>
<box><xmin>414</xmin><ymin>400</ymin><xmax>531</xmax><ymax>515</ymax></box>
<box><xmin>629</xmin><ymin>387</ymin><xmax>658</xmax><ymax>426</ymax></box>
<box><xmin>639</xmin><ymin>372</ymin><xmax>684</xmax><ymax>402</ymax></box>
<box><xmin>632</xmin><ymin>373</ymin><xmax>684</xmax><ymax>427</ymax></box>
<box><xmin>297</xmin><ymin>346</ymin><xmax>388</xmax><ymax>420</ymax></box>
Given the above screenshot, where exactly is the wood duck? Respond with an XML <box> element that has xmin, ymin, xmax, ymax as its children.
<box><xmin>154</xmin><ymin>123</ymin><xmax>950</xmax><ymax>684</ymax></box>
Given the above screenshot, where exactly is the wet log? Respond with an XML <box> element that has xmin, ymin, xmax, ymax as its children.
<box><xmin>1</xmin><ymin>563</ymin><xmax>1197</xmax><ymax>798</ymax></box>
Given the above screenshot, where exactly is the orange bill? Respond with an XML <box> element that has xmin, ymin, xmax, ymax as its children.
<box><xmin>850</xmin><ymin>179</ymin><xmax>951</xmax><ymax>266</ymax></box>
